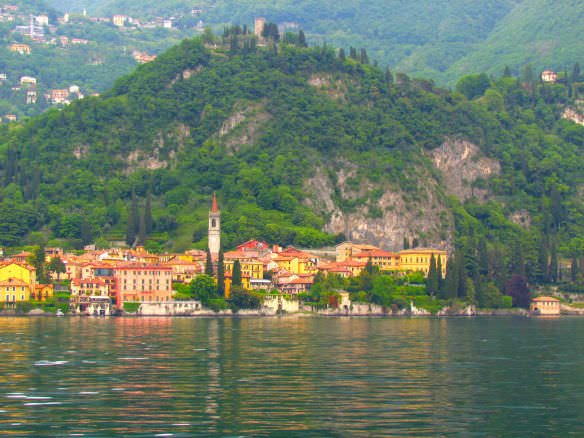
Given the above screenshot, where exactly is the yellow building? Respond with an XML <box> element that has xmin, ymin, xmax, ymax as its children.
<box><xmin>273</xmin><ymin>256</ymin><xmax>316</xmax><ymax>275</ymax></box>
<box><xmin>335</xmin><ymin>242</ymin><xmax>380</xmax><ymax>263</ymax></box>
<box><xmin>224</xmin><ymin>273</ymin><xmax>251</xmax><ymax>298</ymax></box>
<box><xmin>32</xmin><ymin>284</ymin><xmax>53</xmax><ymax>302</ymax></box>
<box><xmin>0</xmin><ymin>262</ymin><xmax>36</xmax><ymax>287</ymax></box>
<box><xmin>224</xmin><ymin>259</ymin><xmax>264</xmax><ymax>280</ymax></box>
<box><xmin>398</xmin><ymin>249</ymin><xmax>447</xmax><ymax>277</ymax></box>
<box><xmin>10</xmin><ymin>43</ymin><xmax>31</xmax><ymax>55</ymax></box>
<box><xmin>0</xmin><ymin>278</ymin><xmax>31</xmax><ymax>304</ymax></box>
<box><xmin>351</xmin><ymin>249</ymin><xmax>400</xmax><ymax>272</ymax></box>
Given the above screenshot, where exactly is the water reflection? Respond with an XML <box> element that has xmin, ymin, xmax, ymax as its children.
<box><xmin>0</xmin><ymin>317</ymin><xmax>584</xmax><ymax>435</ymax></box>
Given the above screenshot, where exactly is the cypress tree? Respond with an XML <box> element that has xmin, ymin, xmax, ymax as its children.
<box><xmin>549</xmin><ymin>241</ymin><xmax>558</xmax><ymax>283</ymax></box>
<box><xmin>205</xmin><ymin>248</ymin><xmax>213</xmax><ymax>276</ymax></box>
<box><xmin>427</xmin><ymin>254</ymin><xmax>438</xmax><ymax>296</ymax></box>
<box><xmin>443</xmin><ymin>255</ymin><xmax>458</xmax><ymax>299</ymax></box>
<box><xmin>145</xmin><ymin>192</ymin><xmax>153</xmax><ymax>234</ymax></box>
<box><xmin>550</xmin><ymin>184</ymin><xmax>563</xmax><ymax>231</ymax></box>
<box><xmin>360</xmin><ymin>48</ymin><xmax>369</xmax><ymax>64</ymax></box>
<box><xmin>365</xmin><ymin>257</ymin><xmax>374</xmax><ymax>275</ymax></box>
<box><xmin>456</xmin><ymin>249</ymin><xmax>467</xmax><ymax>298</ymax></box>
<box><xmin>478</xmin><ymin>238</ymin><xmax>489</xmax><ymax>276</ymax></box>
<box><xmin>503</xmin><ymin>65</ymin><xmax>512</xmax><ymax>77</ymax></box>
<box><xmin>349</xmin><ymin>47</ymin><xmax>357</xmax><ymax>60</ymax></box>
<box><xmin>217</xmin><ymin>249</ymin><xmax>225</xmax><ymax>297</ymax></box>
<box><xmin>571</xmin><ymin>257</ymin><xmax>579</xmax><ymax>283</ymax></box>
<box><xmin>403</xmin><ymin>237</ymin><xmax>410</xmax><ymax>250</ymax></box>
<box><xmin>126</xmin><ymin>192</ymin><xmax>138</xmax><ymax>247</ymax></box>
<box><xmin>385</xmin><ymin>67</ymin><xmax>393</xmax><ymax>85</ymax></box>
<box><xmin>138</xmin><ymin>210</ymin><xmax>146</xmax><ymax>246</ymax></box>
<box><xmin>338</xmin><ymin>47</ymin><xmax>345</xmax><ymax>61</ymax></box>
<box><xmin>536</xmin><ymin>238</ymin><xmax>549</xmax><ymax>283</ymax></box>
<box><xmin>232</xmin><ymin>259</ymin><xmax>242</xmax><ymax>287</ymax></box>
<box><xmin>436</xmin><ymin>254</ymin><xmax>443</xmax><ymax>293</ymax></box>
<box><xmin>298</xmin><ymin>30</ymin><xmax>307</xmax><ymax>48</ymax></box>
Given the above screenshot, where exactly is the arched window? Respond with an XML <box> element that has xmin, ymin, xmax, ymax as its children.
<box><xmin>212</xmin><ymin>219</ymin><xmax>216</xmax><ymax>228</ymax></box>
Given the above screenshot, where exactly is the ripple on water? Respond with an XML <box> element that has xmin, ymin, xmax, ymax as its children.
<box><xmin>33</xmin><ymin>360</ymin><xmax>69</xmax><ymax>366</ymax></box>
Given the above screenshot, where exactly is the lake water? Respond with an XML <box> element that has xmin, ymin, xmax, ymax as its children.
<box><xmin>0</xmin><ymin>316</ymin><xmax>582</xmax><ymax>436</ymax></box>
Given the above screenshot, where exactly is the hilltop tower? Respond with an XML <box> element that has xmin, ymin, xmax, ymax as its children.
<box><xmin>208</xmin><ymin>193</ymin><xmax>221</xmax><ymax>256</ymax></box>
<box><xmin>254</xmin><ymin>17</ymin><xmax>266</xmax><ymax>38</ymax></box>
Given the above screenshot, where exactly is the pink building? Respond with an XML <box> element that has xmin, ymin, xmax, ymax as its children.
<box><xmin>113</xmin><ymin>263</ymin><xmax>173</xmax><ymax>307</ymax></box>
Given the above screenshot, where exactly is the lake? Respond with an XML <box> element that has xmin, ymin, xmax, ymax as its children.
<box><xmin>0</xmin><ymin>316</ymin><xmax>582</xmax><ymax>436</ymax></box>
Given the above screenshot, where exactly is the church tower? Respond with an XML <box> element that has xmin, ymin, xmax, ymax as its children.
<box><xmin>208</xmin><ymin>193</ymin><xmax>221</xmax><ymax>256</ymax></box>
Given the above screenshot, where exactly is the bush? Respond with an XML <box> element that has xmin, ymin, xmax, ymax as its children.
<box><xmin>123</xmin><ymin>302</ymin><xmax>141</xmax><ymax>313</ymax></box>
<box><xmin>206</xmin><ymin>299</ymin><xmax>228</xmax><ymax>312</ymax></box>
<box><xmin>229</xmin><ymin>286</ymin><xmax>262</xmax><ymax>309</ymax></box>
<box><xmin>502</xmin><ymin>295</ymin><xmax>513</xmax><ymax>309</ymax></box>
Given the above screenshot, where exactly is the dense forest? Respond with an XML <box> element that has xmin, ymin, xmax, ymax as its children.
<box><xmin>1</xmin><ymin>30</ymin><xmax>584</xmax><ymax>303</ymax></box>
<box><xmin>45</xmin><ymin>0</ymin><xmax>584</xmax><ymax>86</ymax></box>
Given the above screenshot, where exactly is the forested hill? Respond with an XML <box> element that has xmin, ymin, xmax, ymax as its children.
<box><xmin>46</xmin><ymin>0</ymin><xmax>584</xmax><ymax>86</ymax></box>
<box><xmin>1</xmin><ymin>34</ymin><xmax>584</xmax><ymax>295</ymax></box>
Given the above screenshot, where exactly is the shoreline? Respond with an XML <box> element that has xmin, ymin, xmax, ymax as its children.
<box><xmin>0</xmin><ymin>309</ymin><xmax>572</xmax><ymax>318</ymax></box>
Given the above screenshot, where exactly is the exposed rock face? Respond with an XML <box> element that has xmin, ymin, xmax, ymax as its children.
<box><xmin>308</xmin><ymin>73</ymin><xmax>347</xmax><ymax>101</ymax></box>
<box><xmin>430</xmin><ymin>138</ymin><xmax>500</xmax><ymax>201</ymax></box>
<box><xmin>305</xmin><ymin>166</ymin><xmax>451</xmax><ymax>251</ymax></box>
<box><xmin>216</xmin><ymin>101</ymin><xmax>271</xmax><ymax>151</ymax></box>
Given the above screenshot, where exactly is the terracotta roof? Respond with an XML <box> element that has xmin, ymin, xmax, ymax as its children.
<box><xmin>532</xmin><ymin>296</ymin><xmax>560</xmax><ymax>302</ymax></box>
<box><xmin>287</xmin><ymin>278</ymin><xmax>313</xmax><ymax>285</ymax></box>
<box><xmin>211</xmin><ymin>193</ymin><xmax>218</xmax><ymax>213</ymax></box>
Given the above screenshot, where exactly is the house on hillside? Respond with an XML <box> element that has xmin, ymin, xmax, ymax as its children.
<box><xmin>10</xmin><ymin>43</ymin><xmax>30</xmax><ymax>54</ymax></box>
<box><xmin>542</xmin><ymin>71</ymin><xmax>557</xmax><ymax>83</ymax></box>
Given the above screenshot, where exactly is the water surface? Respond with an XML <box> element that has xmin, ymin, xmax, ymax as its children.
<box><xmin>0</xmin><ymin>316</ymin><xmax>582</xmax><ymax>436</ymax></box>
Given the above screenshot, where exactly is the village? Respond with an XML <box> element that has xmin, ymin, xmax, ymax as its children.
<box><xmin>0</xmin><ymin>195</ymin><xmax>449</xmax><ymax>316</ymax></box>
<box><xmin>0</xmin><ymin>4</ymin><xmax>208</xmax><ymax>122</ymax></box>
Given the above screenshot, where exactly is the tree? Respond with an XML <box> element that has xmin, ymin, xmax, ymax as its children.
<box><xmin>436</xmin><ymin>255</ymin><xmax>443</xmax><ymax>293</ymax></box>
<box><xmin>144</xmin><ymin>192</ymin><xmax>153</xmax><ymax>234</ymax></box>
<box><xmin>550</xmin><ymin>184</ymin><xmax>563</xmax><ymax>231</ymax></box>
<box><xmin>338</xmin><ymin>48</ymin><xmax>345</xmax><ymax>61</ymax></box>
<box><xmin>572</xmin><ymin>63</ymin><xmax>581</xmax><ymax>83</ymax></box>
<box><xmin>80</xmin><ymin>219</ymin><xmax>92</xmax><ymax>245</ymax></box>
<box><xmin>126</xmin><ymin>190</ymin><xmax>139</xmax><ymax>247</ymax></box>
<box><xmin>505</xmin><ymin>274</ymin><xmax>531</xmax><ymax>308</ymax></box>
<box><xmin>230</xmin><ymin>286</ymin><xmax>262</xmax><ymax>309</ymax></box>
<box><xmin>549</xmin><ymin>241</ymin><xmax>558</xmax><ymax>283</ymax></box>
<box><xmin>138</xmin><ymin>210</ymin><xmax>146</xmax><ymax>246</ymax></box>
<box><xmin>536</xmin><ymin>239</ymin><xmax>549</xmax><ymax>283</ymax></box>
<box><xmin>360</xmin><ymin>48</ymin><xmax>369</xmax><ymax>64</ymax></box>
<box><xmin>232</xmin><ymin>259</ymin><xmax>242</xmax><ymax>286</ymax></box>
<box><xmin>403</xmin><ymin>237</ymin><xmax>410</xmax><ymax>250</ymax></box>
<box><xmin>478</xmin><ymin>238</ymin><xmax>489</xmax><ymax>276</ymax></box>
<box><xmin>29</xmin><ymin>245</ymin><xmax>47</xmax><ymax>284</ymax></box>
<box><xmin>520</xmin><ymin>63</ymin><xmax>535</xmax><ymax>88</ymax></box>
<box><xmin>298</xmin><ymin>30</ymin><xmax>307</xmax><ymax>48</ymax></box>
<box><xmin>205</xmin><ymin>248</ymin><xmax>213</xmax><ymax>276</ymax></box>
<box><xmin>426</xmin><ymin>254</ymin><xmax>438</xmax><ymax>296</ymax></box>
<box><xmin>47</xmin><ymin>257</ymin><xmax>66</xmax><ymax>278</ymax></box>
<box><xmin>503</xmin><ymin>65</ymin><xmax>512</xmax><ymax>77</ymax></box>
<box><xmin>443</xmin><ymin>255</ymin><xmax>458</xmax><ymax>299</ymax></box>
<box><xmin>385</xmin><ymin>67</ymin><xmax>393</xmax><ymax>85</ymax></box>
<box><xmin>191</xmin><ymin>274</ymin><xmax>216</xmax><ymax>304</ymax></box>
<box><xmin>217</xmin><ymin>249</ymin><xmax>225</xmax><ymax>297</ymax></box>
<box><xmin>455</xmin><ymin>73</ymin><xmax>490</xmax><ymax>100</ymax></box>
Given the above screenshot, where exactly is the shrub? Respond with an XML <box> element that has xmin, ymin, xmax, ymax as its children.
<box><xmin>123</xmin><ymin>303</ymin><xmax>141</xmax><ymax>313</ymax></box>
<box><xmin>206</xmin><ymin>299</ymin><xmax>228</xmax><ymax>312</ymax></box>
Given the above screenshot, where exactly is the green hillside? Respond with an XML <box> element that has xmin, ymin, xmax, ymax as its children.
<box><xmin>44</xmin><ymin>0</ymin><xmax>584</xmax><ymax>86</ymax></box>
<box><xmin>1</xmin><ymin>33</ymin><xmax>584</xmax><ymax>300</ymax></box>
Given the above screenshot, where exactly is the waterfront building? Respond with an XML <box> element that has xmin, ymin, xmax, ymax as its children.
<box><xmin>530</xmin><ymin>296</ymin><xmax>560</xmax><ymax>316</ymax></box>
<box><xmin>70</xmin><ymin>278</ymin><xmax>111</xmax><ymax>315</ymax></box>
<box><xmin>32</xmin><ymin>283</ymin><xmax>53</xmax><ymax>301</ymax></box>
<box><xmin>398</xmin><ymin>249</ymin><xmax>447</xmax><ymax>276</ymax></box>
<box><xmin>224</xmin><ymin>251</ymin><xmax>264</xmax><ymax>280</ymax></box>
<box><xmin>0</xmin><ymin>277</ymin><xmax>31</xmax><ymax>305</ymax></box>
<box><xmin>224</xmin><ymin>272</ymin><xmax>251</xmax><ymax>298</ymax></box>
<box><xmin>113</xmin><ymin>263</ymin><xmax>173</xmax><ymax>307</ymax></box>
<box><xmin>351</xmin><ymin>249</ymin><xmax>399</xmax><ymax>271</ymax></box>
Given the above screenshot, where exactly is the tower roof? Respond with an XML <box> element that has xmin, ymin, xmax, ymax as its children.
<box><xmin>211</xmin><ymin>193</ymin><xmax>219</xmax><ymax>213</ymax></box>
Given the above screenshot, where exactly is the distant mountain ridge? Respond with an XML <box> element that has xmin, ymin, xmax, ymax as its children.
<box><xmin>44</xmin><ymin>0</ymin><xmax>583</xmax><ymax>86</ymax></box>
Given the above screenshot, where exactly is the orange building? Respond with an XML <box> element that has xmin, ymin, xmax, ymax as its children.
<box><xmin>113</xmin><ymin>264</ymin><xmax>173</xmax><ymax>307</ymax></box>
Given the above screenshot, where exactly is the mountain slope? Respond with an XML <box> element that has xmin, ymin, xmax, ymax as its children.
<box><xmin>0</xmin><ymin>35</ymin><xmax>583</xmax><ymax>294</ymax></box>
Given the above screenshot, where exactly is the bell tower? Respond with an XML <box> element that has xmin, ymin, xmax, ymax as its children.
<box><xmin>208</xmin><ymin>193</ymin><xmax>221</xmax><ymax>256</ymax></box>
